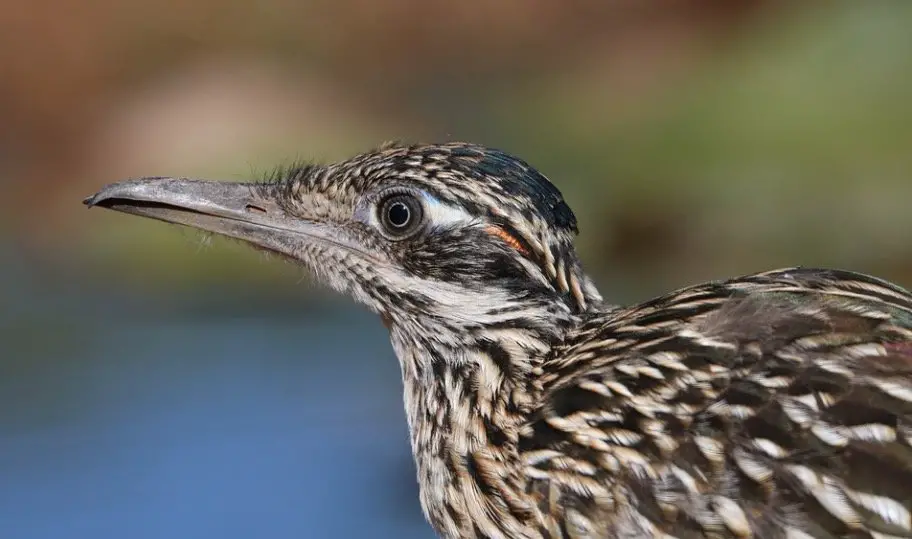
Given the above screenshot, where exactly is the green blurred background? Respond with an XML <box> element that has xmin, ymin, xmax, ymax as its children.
<box><xmin>2</xmin><ymin>1</ymin><xmax>911</xmax><ymax>538</ymax></box>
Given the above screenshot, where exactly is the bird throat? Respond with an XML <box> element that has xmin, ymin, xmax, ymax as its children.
<box><xmin>386</xmin><ymin>317</ymin><xmax>560</xmax><ymax>537</ymax></box>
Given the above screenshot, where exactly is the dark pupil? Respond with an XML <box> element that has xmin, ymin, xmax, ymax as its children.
<box><xmin>387</xmin><ymin>201</ymin><xmax>410</xmax><ymax>228</ymax></box>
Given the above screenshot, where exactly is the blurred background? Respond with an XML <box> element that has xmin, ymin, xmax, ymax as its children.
<box><xmin>2</xmin><ymin>1</ymin><xmax>911</xmax><ymax>537</ymax></box>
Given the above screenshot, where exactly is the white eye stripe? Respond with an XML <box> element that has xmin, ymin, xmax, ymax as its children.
<box><xmin>421</xmin><ymin>194</ymin><xmax>476</xmax><ymax>228</ymax></box>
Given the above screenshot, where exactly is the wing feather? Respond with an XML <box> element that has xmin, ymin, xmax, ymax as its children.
<box><xmin>521</xmin><ymin>268</ymin><xmax>912</xmax><ymax>538</ymax></box>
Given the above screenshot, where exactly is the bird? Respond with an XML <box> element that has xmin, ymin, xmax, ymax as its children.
<box><xmin>84</xmin><ymin>141</ymin><xmax>912</xmax><ymax>539</ymax></box>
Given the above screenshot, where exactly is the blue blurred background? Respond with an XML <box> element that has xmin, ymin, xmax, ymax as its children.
<box><xmin>2</xmin><ymin>1</ymin><xmax>911</xmax><ymax>537</ymax></box>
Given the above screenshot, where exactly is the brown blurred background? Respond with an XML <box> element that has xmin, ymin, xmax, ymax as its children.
<box><xmin>1</xmin><ymin>1</ymin><xmax>910</xmax><ymax>538</ymax></box>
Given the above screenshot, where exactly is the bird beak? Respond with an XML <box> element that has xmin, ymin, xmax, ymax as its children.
<box><xmin>83</xmin><ymin>177</ymin><xmax>345</xmax><ymax>260</ymax></box>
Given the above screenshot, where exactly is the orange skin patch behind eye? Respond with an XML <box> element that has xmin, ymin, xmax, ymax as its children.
<box><xmin>486</xmin><ymin>226</ymin><xmax>530</xmax><ymax>256</ymax></box>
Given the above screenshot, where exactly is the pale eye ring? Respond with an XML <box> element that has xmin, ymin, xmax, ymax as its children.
<box><xmin>377</xmin><ymin>193</ymin><xmax>424</xmax><ymax>238</ymax></box>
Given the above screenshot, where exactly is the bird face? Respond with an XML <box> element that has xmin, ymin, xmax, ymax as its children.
<box><xmin>85</xmin><ymin>142</ymin><xmax>602</xmax><ymax>327</ymax></box>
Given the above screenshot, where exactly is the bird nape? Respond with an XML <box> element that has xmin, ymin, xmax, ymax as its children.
<box><xmin>85</xmin><ymin>142</ymin><xmax>912</xmax><ymax>539</ymax></box>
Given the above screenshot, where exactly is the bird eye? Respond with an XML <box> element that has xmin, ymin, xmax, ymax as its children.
<box><xmin>378</xmin><ymin>193</ymin><xmax>424</xmax><ymax>238</ymax></box>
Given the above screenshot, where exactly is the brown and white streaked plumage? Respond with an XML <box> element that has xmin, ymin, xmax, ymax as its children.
<box><xmin>84</xmin><ymin>142</ymin><xmax>912</xmax><ymax>538</ymax></box>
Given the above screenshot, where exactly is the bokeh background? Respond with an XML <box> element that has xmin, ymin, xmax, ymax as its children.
<box><xmin>2</xmin><ymin>1</ymin><xmax>911</xmax><ymax>537</ymax></box>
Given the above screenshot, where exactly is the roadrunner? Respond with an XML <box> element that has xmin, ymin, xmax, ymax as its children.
<box><xmin>85</xmin><ymin>142</ymin><xmax>912</xmax><ymax>538</ymax></box>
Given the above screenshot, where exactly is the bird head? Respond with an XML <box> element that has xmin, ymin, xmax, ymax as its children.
<box><xmin>85</xmin><ymin>142</ymin><xmax>602</xmax><ymax>342</ymax></box>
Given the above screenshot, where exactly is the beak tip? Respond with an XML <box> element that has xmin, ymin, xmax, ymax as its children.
<box><xmin>82</xmin><ymin>179</ymin><xmax>147</xmax><ymax>209</ymax></box>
